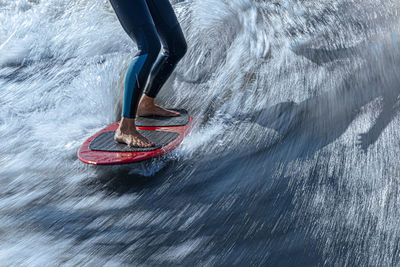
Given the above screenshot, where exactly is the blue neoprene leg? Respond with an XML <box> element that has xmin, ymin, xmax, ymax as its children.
<box><xmin>109</xmin><ymin>0</ymin><xmax>187</xmax><ymax>118</ymax></box>
<box><xmin>144</xmin><ymin>0</ymin><xmax>187</xmax><ymax>98</ymax></box>
<box><xmin>121</xmin><ymin>54</ymin><xmax>148</xmax><ymax>118</ymax></box>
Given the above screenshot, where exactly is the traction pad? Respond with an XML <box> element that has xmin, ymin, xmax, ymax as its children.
<box><xmin>135</xmin><ymin>109</ymin><xmax>189</xmax><ymax>127</ymax></box>
<box><xmin>89</xmin><ymin>130</ymin><xmax>179</xmax><ymax>152</ymax></box>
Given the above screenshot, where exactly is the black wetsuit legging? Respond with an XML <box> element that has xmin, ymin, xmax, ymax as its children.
<box><xmin>109</xmin><ymin>0</ymin><xmax>187</xmax><ymax>118</ymax></box>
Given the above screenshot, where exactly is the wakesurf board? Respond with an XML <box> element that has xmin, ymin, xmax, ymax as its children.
<box><xmin>78</xmin><ymin>109</ymin><xmax>192</xmax><ymax>165</ymax></box>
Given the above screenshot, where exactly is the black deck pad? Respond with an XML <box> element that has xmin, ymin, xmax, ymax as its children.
<box><xmin>89</xmin><ymin>130</ymin><xmax>179</xmax><ymax>152</ymax></box>
<box><xmin>135</xmin><ymin>109</ymin><xmax>189</xmax><ymax>127</ymax></box>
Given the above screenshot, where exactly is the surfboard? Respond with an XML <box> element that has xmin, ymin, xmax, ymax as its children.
<box><xmin>78</xmin><ymin>109</ymin><xmax>193</xmax><ymax>165</ymax></box>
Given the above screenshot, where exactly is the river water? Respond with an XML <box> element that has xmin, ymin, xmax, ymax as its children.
<box><xmin>1</xmin><ymin>0</ymin><xmax>400</xmax><ymax>265</ymax></box>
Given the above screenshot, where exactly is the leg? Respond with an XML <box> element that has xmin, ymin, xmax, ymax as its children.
<box><xmin>110</xmin><ymin>0</ymin><xmax>161</xmax><ymax>147</ymax></box>
<box><xmin>137</xmin><ymin>0</ymin><xmax>188</xmax><ymax>117</ymax></box>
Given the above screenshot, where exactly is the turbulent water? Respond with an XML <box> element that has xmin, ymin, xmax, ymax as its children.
<box><xmin>1</xmin><ymin>0</ymin><xmax>400</xmax><ymax>265</ymax></box>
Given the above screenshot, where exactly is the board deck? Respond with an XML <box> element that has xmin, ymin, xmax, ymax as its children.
<box><xmin>78</xmin><ymin>110</ymin><xmax>193</xmax><ymax>165</ymax></box>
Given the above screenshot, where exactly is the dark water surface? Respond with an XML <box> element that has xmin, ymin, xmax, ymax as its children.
<box><xmin>1</xmin><ymin>0</ymin><xmax>400</xmax><ymax>265</ymax></box>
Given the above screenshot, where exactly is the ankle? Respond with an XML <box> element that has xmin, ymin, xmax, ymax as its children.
<box><xmin>118</xmin><ymin>117</ymin><xmax>137</xmax><ymax>132</ymax></box>
<box><xmin>139</xmin><ymin>94</ymin><xmax>155</xmax><ymax>107</ymax></box>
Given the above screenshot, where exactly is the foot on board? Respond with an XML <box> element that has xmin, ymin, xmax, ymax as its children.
<box><xmin>138</xmin><ymin>95</ymin><xmax>180</xmax><ymax>117</ymax></box>
<box><xmin>114</xmin><ymin>127</ymin><xmax>155</xmax><ymax>148</ymax></box>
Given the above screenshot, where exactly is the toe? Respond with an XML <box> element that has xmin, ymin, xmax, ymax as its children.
<box><xmin>165</xmin><ymin>109</ymin><xmax>179</xmax><ymax>117</ymax></box>
<box><xmin>145</xmin><ymin>141</ymin><xmax>153</xmax><ymax>148</ymax></box>
<box><xmin>145</xmin><ymin>139</ymin><xmax>155</xmax><ymax>147</ymax></box>
<box><xmin>140</xmin><ymin>140</ymin><xmax>148</xmax><ymax>147</ymax></box>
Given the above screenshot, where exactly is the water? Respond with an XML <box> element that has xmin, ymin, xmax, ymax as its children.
<box><xmin>1</xmin><ymin>0</ymin><xmax>400</xmax><ymax>265</ymax></box>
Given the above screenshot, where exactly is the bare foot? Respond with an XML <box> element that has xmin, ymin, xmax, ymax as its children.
<box><xmin>137</xmin><ymin>95</ymin><xmax>180</xmax><ymax>117</ymax></box>
<box><xmin>114</xmin><ymin>117</ymin><xmax>155</xmax><ymax>148</ymax></box>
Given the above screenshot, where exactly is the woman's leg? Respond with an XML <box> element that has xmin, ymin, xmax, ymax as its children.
<box><xmin>110</xmin><ymin>0</ymin><xmax>161</xmax><ymax>147</ymax></box>
<box><xmin>137</xmin><ymin>0</ymin><xmax>188</xmax><ymax>117</ymax></box>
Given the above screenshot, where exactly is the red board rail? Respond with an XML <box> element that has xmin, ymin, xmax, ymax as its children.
<box><xmin>78</xmin><ymin>116</ymin><xmax>193</xmax><ymax>165</ymax></box>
